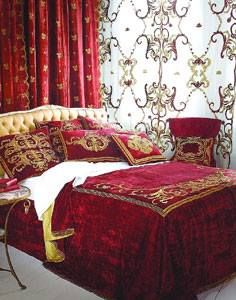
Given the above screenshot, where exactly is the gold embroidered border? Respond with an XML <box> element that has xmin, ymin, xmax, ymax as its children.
<box><xmin>174</xmin><ymin>137</ymin><xmax>214</xmax><ymax>166</ymax></box>
<box><xmin>75</xmin><ymin>176</ymin><xmax>235</xmax><ymax>217</ymax></box>
<box><xmin>58</xmin><ymin>131</ymin><xmax>122</xmax><ymax>162</ymax></box>
<box><xmin>112</xmin><ymin>135</ymin><xmax>166</xmax><ymax>165</ymax></box>
<box><xmin>74</xmin><ymin>187</ymin><xmax>164</xmax><ymax>215</ymax></box>
<box><xmin>93</xmin><ymin>170</ymin><xmax>231</xmax><ymax>204</ymax></box>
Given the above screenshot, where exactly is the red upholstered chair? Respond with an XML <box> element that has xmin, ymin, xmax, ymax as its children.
<box><xmin>168</xmin><ymin>117</ymin><xmax>221</xmax><ymax>167</ymax></box>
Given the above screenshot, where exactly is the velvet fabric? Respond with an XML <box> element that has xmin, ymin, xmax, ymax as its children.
<box><xmin>112</xmin><ymin>133</ymin><xmax>166</xmax><ymax>165</ymax></box>
<box><xmin>0</xmin><ymin>0</ymin><xmax>100</xmax><ymax>111</ymax></box>
<box><xmin>78</xmin><ymin>115</ymin><xmax>120</xmax><ymax>130</ymax></box>
<box><xmin>35</xmin><ymin>119</ymin><xmax>84</xmax><ymax>160</ymax></box>
<box><xmin>168</xmin><ymin>117</ymin><xmax>221</xmax><ymax>138</ymax></box>
<box><xmin>0</xmin><ymin>128</ymin><xmax>59</xmax><ymax>180</ymax></box>
<box><xmin>1</xmin><ymin>162</ymin><xmax>236</xmax><ymax>299</ymax></box>
<box><xmin>169</xmin><ymin>118</ymin><xmax>221</xmax><ymax>167</ymax></box>
<box><xmin>47</xmin><ymin>161</ymin><xmax>236</xmax><ymax>299</ymax></box>
<box><xmin>0</xmin><ymin>1</ymin><xmax>29</xmax><ymax>112</ymax></box>
<box><xmin>173</xmin><ymin>137</ymin><xmax>214</xmax><ymax>166</ymax></box>
<box><xmin>59</xmin><ymin>129</ymin><xmax>122</xmax><ymax>162</ymax></box>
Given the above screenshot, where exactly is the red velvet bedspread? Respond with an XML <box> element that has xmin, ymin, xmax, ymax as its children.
<box><xmin>1</xmin><ymin>161</ymin><xmax>236</xmax><ymax>300</ymax></box>
<box><xmin>48</xmin><ymin>161</ymin><xmax>236</xmax><ymax>300</ymax></box>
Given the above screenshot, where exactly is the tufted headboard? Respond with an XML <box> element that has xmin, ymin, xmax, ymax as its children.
<box><xmin>0</xmin><ymin>105</ymin><xmax>107</xmax><ymax>137</ymax></box>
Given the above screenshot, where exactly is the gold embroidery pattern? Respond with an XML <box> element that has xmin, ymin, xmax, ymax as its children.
<box><xmin>112</xmin><ymin>134</ymin><xmax>166</xmax><ymax>165</ymax></box>
<box><xmin>60</xmin><ymin>120</ymin><xmax>83</xmax><ymax>131</ymax></box>
<box><xmin>76</xmin><ymin>168</ymin><xmax>236</xmax><ymax>217</ymax></box>
<box><xmin>93</xmin><ymin>171</ymin><xmax>231</xmax><ymax>204</ymax></box>
<box><xmin>51</xmin><ymin>134</ymin><xmax>64</xmax><ymax>155</ymax></box>
<box><xmin>0</xmin><ymin>132</ymin><xmax>58</xmax><ymax>175</ymax></box>
<box><xmin>128</xmin><ymin>135</ymin><xmax>153</xmax><ymax>154</ymax></box>
<box><xmin>67</xmin><ymin>133</ymin><xmax>110</xmax><ymax>152</ymax></box>
<box><xmin>174</xmin><ymin>137</ymin><xmax>213</xmax><ymax>166</ymax></box>
<box><xmin>43</xmin><ymin>121</ymin><xmax>82</xmax><ymax>135</ymax></box>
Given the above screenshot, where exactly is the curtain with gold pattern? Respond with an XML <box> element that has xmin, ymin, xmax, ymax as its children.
<box><xmin>99</xmin><ymin>0</ymin><xmax>236</xmax><ymax>168</ymax></box>
<box><xmin>0</xmin><ymin>0</ymin><xmax>100</xmax><ymax>111</ymax></box>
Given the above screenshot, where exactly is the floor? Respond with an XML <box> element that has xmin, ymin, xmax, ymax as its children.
<box><xmin>0</xmin><ymin>244</ymin><xmax>236</xmax><ymax>300</ymax></box>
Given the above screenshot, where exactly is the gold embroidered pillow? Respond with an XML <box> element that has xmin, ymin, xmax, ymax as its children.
<box><xmin>112</xmin><ymin>133</ymin><xmax>166</xmax><ymax>165</ymax></box>
<box><xmin>35</xmin><ymin>119</ymin><xmax>84</xmax><ymax>160</ymax></box>
<box><xmin>58</xmin><ymin>129</ymin><xmax>122</xmax><ymax>162</ymax></box>
<box><xmin>173</xmin><ymin>137</ymin><xmax>214</xmax><ymax>166</ymax></box>
<box><xmin>0</xmin><ymin>128</ymin><xmax>60</xmax><ymax>180</ymax></box>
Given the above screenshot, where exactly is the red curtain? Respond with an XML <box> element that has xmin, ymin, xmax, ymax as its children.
<box><xmin>0</xmin><ymin>0</ymin><xmax>100</xmax><ymax>112</ymax></box>
<box><xmin>0</xmin><ymin>1</ymin><xmax>29</xmax><ymax>112</ymax></box>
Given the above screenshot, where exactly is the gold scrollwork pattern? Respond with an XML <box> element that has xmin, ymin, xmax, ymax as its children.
<box><xmin>127</xmin><ymin>135</ymin><xmax>153</xmax><ymax>154</ymax></box>
<box><xmin>76</xmin><ymin>167</ymin><xmax>236</xmax><ymax>217</ymax></box>
<box><xmin>67</xmin><ymin>133</ymin><xmax>110</xmax><ymax>152</ymax></box>
<box><xmin>99</xmin><ymin>0</ymin><xmax>236</xmax><ymax>168</ymax></box>
<box><xmin>0</xmin><ymin>132</ymin><xmax>58</xmax><ymax>175</ymax></box>
<box><xmin>94</xmin><ymin>170</ymin><xmax>231</xmax><ymax>205</ymax></box>
<box><xmin>173</xmin><ymin>137</ymin><xmax>213</xmax><ymax>166</ymax></box>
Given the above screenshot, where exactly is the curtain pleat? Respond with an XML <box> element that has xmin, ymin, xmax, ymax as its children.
<box><xmin>69</xmin><ymin>0</ymin><xmax>85</xmax><ymax>107</ymax></box>
<box><xmin>0</xmin><ymin>0</ymin><xmax>29</xmax><ymax>112</ymax></box>
<box><xmin>82</xmin><ymin>0</ymin><xmax>100</xmax><ymax>108</ymax></box>
<box><xmin>0</xmin><ymin>0</ymin><xmax>100</xmax><ymax>112</ymax></box>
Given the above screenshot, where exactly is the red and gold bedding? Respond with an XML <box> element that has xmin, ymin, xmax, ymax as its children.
<box><xmin>1</xmin><ymin>161</ymin><xmax>236</xmax><ymax>299</ymax></box>
<box><xmin>1</xmin><ymin>105</ymin><xmax>234</xmax><ymax>299</ymax></box>
<box><xmin>48</xmin><ymin>161</ymin><xmax>236</xmax><ymax>299</ymax></box>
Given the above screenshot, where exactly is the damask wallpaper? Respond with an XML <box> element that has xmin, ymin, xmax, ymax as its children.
<box><xmin>99</xmin><ymin>0</ymin><xmax>236</xmax><ymax>168</ymax></box>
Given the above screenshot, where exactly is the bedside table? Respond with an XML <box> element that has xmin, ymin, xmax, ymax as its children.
<box><xmin>0</xmin><ymin>185</ymin><xmax>31</xmax><ymax>289</ymax></box>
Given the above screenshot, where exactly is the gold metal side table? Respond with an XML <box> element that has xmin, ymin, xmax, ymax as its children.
<box><xmin>0</xmin><ymin>185</ymin><xmax>31</xmax><ymax>289</ymax></box>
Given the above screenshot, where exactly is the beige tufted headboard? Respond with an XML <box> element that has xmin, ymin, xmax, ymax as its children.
<box><xmin>0</xmin><ymin>105</ymin><xmax>108</xmax><ymax>137</ymax></box>
<box><xmin>0</xmin><ymin>105</ymin><xmax>108</xmax><ymax>177</ymax></box>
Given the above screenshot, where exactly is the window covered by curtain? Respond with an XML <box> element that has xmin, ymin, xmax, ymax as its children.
<box><xmin>0</xmin><ymin>0</ymin><xmax>100</xmax><ymax>111</ymax></box>
<box><xmin>99</xmin><ymin>0</ymin><xmax>236</xmax><ymax>168</ymax></box>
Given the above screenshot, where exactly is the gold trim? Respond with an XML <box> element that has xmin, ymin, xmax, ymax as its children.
<box><xmin>174</xmin><ymin>137</ymin><xmax>214</xmax><ymax>166</ymax></box>
<box><xmin>112</xmin><ymin>135</ymin><xmax>166</xmax><ymax>165</ymax></box>
<box><xmin>59</xmin><ymin>131</ymin><xmax>122</xmax><ymax>162</ymax></box>
<box><xmin>162</xmin><ymin>185</ymin><xmax>230</xmax><ymax>215</ymax></box>
<box><xmin>74</xmin><ymin>187</ymin><xmax>163</xmax><ymax>215</ymax></box>
<box><xmin>57</xmin><ymin>130</ymin><xmax>68</xmax><ymax>159</ymax></box>
<box><xmin>75</xmin><ymin>180</ymin><xmax>234</xmax><ymax>218</ymax></box>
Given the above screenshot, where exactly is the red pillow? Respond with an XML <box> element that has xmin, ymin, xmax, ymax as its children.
<box><xmin>172</xmin><ymin>137</ymin><xmax>214</xmax><ymax>166</ymax></box>
<box><xmin>0</xmin><ymin>128</ymin><xmax>60</xmax><ymax>180</ymax></box>
<box><xmin>112</xmin><ymin>133</ymin><xmax>166</xmax><ymax>165</ymax></box>
<box><xmin>35</xmin><ymin>119</ymin><xmax>84</xmax><ymax>160</ymax></box>
<box><xmin>58</xmin><ymin>129</ymin><xmax>122</xmax><ymax>162</ymax></box>
<box><xmin>78</xmin><ymin>115</ymin><xmax>119</xmax><ymax>130</ymax></box>
<box><xmin>168</xmin><ymin>117</ymin><xmax>221</xmax><ymax>167</ymax></box>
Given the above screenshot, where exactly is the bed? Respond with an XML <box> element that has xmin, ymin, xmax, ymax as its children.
<box><xmin>0</xmin><ymin>105</ymin><xmax>236</xmax><ymax>300</ymax></box>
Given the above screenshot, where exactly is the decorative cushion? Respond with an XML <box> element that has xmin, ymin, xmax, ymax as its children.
<box><xmin>35</xmin><ymin>119</ymin><xmax>84</xmax><ymax>132</ymax></box>
<box><xmin>112</xmin><ymin>133</ymin><xmax>166</xmax><ymax>165</ymax></box>
<box><xmin>58</xmin><ymin>129</ymin><xmax>122</xmax><ymax>162</ymax></box>
<box><xmin>35</xmin><ymin>119</ymin><xmax>84</xmax><ymax>160</ymax></box>
<box><xmin>168</xmin><ymin>117</ymin><xmax>221</xmax><ymax>167</ymax></box>
<box><xmin>78</xmin><ymin>115</ymin><xmax>120</xmax><ymax>130</ymax></box>
<box><xmin>173</xmin><ymin>137</ymin><xmax>214</xmax><ymax>166</ymax></box>
<box><xmin>0</xmin><ymin>128</ymin><xmax>60</xmax><ymax>180</ymax></box>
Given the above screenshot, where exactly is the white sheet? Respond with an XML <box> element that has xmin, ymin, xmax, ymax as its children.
<box><xmin>21</xmin><ymin>161</ymin><xmax>131</xmax><ymax>220</ymax></box>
